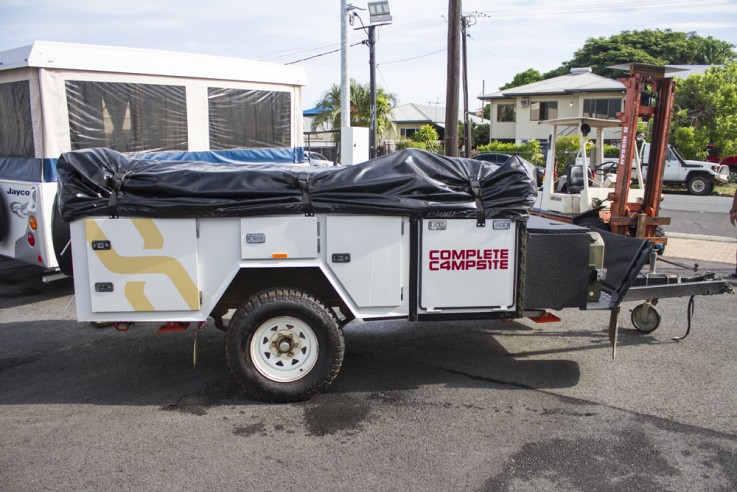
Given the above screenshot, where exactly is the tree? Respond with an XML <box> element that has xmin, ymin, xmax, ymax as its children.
<box><xmin>482</xmin><ymin>104</ymin><xmax>491</xmax><ymax>120</ymax></box>
<box><xmin>499</xmin><ymin>68</ymin><xmax>543</xmax><ymax>90</ymax></box>
<box><xmin>472</xmin><ymin>123</ymin><xmax>489</xmax><ymax>148</ymax></box>
<box><xmin>542</xmin><ymin>30</ymin><xmax>736</xmax><ymax>80</ymax></box>
<box><xmin>310</xmin><ymin>80</ymin><xmax>398</xmax><ymax>141</ymax></box>
<box><xmin>411</xmin><ymin>124</ymin><xmax>441</xmax><ymax>153</ymax></box>
<box><xmin>672</xmin><ymin>62</ymin><xmax>737</xmax><ymax>159</ymax></box>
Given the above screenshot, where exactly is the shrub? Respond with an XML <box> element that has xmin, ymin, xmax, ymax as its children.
<box><xmin>604</xmin><ymin>144</ymin><xmax>620</xmax><ymax>158</ymax></box>
<box><xmin>411</xmin><ymin>124</ymin><xmax>439</xmax><ymax>144</ymax></box>
<box><xmin>476</xmin><ymin>139</ymin><xmax>544</xmax><ymax>165</ymax></box>
<box><xmin>396</xmin><ymin>139</ymin><xmax>426</xmax><ymax>151</ymax></box>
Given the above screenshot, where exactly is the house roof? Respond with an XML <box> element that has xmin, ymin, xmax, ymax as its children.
<box><xmin>481</xmin><ymin>69</ymin><xmax>625</xmax><ymax>100</ymax></box>
<box><xmin>391</xmin><ymin>103</ymin><xmax>447</xmax><ymax>124</ymax></box>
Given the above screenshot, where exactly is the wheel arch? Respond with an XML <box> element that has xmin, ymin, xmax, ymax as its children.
<box><xmin>686</xmin><ymin>170</ymin><xmax>715</xmax><ymax>182</ymax></box>
<box><xmin>215</xmin><ymin>266</ymin><xmax>354</xmax><ymax>322</ymax></box>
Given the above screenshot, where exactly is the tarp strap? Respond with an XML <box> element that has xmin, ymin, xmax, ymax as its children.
<box><xmin>469</xmin><ymin>178</ymin><xmax>485</xmax><ymax>227</ymax></box>
<box><xmin>297</xmin><ymin>172</ymin><xmax>314</xmax><ymax>217</ymax></box>
<box><xmin>105</xmin><ymin>172</ymin><xmax>129</xmax><ymax>219</ymax></box>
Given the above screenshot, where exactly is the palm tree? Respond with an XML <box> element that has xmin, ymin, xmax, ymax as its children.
<box><xmin>311</xmin><ymin>79</ymin><xmax>397</xmax><ymax>142</ymax></box>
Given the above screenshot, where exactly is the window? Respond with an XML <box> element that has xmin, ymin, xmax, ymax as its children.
<box><xmin>496</xmin><ymin>104</ymin><xmax>515</xmax><ymax>122</ymax></box>
<box><xmin>583</xmin><ymin>98</ymin><xmax>622</xmax><ymax>119</ymax></box>
<box><xmin>0</xmin><ymin>81</ymin><xmax>34</xmax><ymax>157</ymax></box>
<box><xmin>529</xmin><ymin>101</ymin><xmax>558</xmax><ymax>121</ymax></box>
<box><xmin>400</xmin><ymin>128</ymin><xmax>417</xmax><ymax>139</ymax></box>
<box><xmin>66</xmin><ymin>81</ymin><xmax>188</xmax><ymax>152</ymax></box>
<box><xmin>208</xmin><ymin>88</ymin><xmax>291</xmax><ymax>149</ymax></box>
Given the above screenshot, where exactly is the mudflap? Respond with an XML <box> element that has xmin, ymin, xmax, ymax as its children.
<box><xmin>596</xmin><ymin>230</ymin><xmax>654</xmax><ymax>308</ymax></box>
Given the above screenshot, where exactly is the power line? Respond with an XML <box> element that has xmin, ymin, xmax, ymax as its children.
<box><xmin>378</xmin><ymin>48</ymin><xmax>446</xmax><ymax>66</ymax></box>
<box><xmin>262</xmin><ymin>0</ymin><xmax>737</xmax><ymax>66</ymax></box>
<box><xmin>285</xmin><ymin>41</ymin><xmax>364</xmax><ymax>65</ymax></box>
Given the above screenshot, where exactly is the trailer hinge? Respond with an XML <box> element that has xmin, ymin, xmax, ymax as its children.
<box><xmin>196</xmin><ymin>220</ymin><xmax>200</xmax><ymax>238</ymax></box>
<box><xmin>401</xmin><ymin>287</ymin><xmax>404</xmax><ymax>301</ymax></box>
<box><xmin>401</xmin><ymin>221</ymin><xmax>405</xmax><ymax>235</ymax></box>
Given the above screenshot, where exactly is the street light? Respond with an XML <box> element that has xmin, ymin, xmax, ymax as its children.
<box><xmin>368</xmin><ymin>1</ymin><xmax>392</xmax><ymax>23</ymax></box>
<box><xmin>366</xmin><ymin>1</ymin><xmax>391</xmax><ymax>158</ymax></box>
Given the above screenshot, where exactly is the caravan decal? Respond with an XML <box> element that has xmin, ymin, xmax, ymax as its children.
<box><xmin>10</xmin><ymin>202</ymin><xmax>29</xmax><ymax>218</ymax></box>
<box><xmin>428</xmin><ymin>248</ymin><xmax>510</xmax><ymax>271</ymax></box>
<box><xmin>86</xmin><ymin>220</ymin><xmax>200</xmax><ymax>311</ymax></box>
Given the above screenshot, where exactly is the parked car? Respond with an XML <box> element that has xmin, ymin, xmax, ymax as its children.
<box><xmin>640</xmin><ymin>143</ymin><xmax>730</xmax><ymax>195</ymax></box>
<box><xmin>305</xmin><ymin>150</ymin><xmax>335</xmax><ymax>167</ymax></box>
<box><xmin>473</xmin><ymin>153</ymin><xmax>543</xmax><ymax>187</ymax></box>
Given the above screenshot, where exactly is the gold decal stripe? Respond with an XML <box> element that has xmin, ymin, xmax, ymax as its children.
<box><xmin>125</xmin><ymin>281</ymin><xmax>155</xmax><ymax>311</ymax></box>
<box><xmin>132</xmin><ymin>219</ymin><xmax>165</xmax><ymax>249</ymax></box>
<box><xmin>86</xmin><ymin>221</ymin><xmax>200</xmax><ymax>310</ymax></box>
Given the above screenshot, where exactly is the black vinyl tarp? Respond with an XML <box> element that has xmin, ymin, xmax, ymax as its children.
<box><xmin>56</xmin><ymin>147</ymin><xmax>536</xmax><ymax>222</ymax></box>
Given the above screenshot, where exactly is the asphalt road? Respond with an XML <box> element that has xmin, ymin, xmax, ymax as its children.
<box><xmin>661</xmin><ymin>192</ymin><xmax>735</xmax><ymax>238</ymax></box>
<box><xmin>2</xmin><ymin>244</ymin><xmax>737</xmax><ymax>491</ymax></box>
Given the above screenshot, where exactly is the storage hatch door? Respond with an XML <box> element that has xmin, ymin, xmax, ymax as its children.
<box><xmin>420</xmin><ymin>219</ymin><xmax>516</xmax><ymax>310</ymax></box>
<box><xmin>325</xmin><ymin>216</ymin><xmax>403</xmax><ymax>308</ymax></box>
<box><xmin>85</xmin><ymin>218</ymin><xmax>200</xmax><ymax>313</ymax></box>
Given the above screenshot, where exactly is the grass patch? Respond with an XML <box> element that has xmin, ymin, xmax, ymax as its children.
<box><xmin>661</xmin><ymin>182</ymin><xmax>736</xmax><ymax>196</ymax></box>
<box><xmin>715</xmin><ymin>182</ymin><xmax>737</xmax><ymax>196</ymax></box>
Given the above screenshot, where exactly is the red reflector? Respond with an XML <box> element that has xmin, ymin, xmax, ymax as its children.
<box><xmin>27</xmin><ymin>232</ymin><xmax>35</xmax><ymax>247</ymax></box>
<box><xmin>529</xmin><ymin>312</ymin><xmax>561</xmax><ymax>323</ymax></box>
<box><xmin>158</xmin><ymin>322</ymin><xmax>190</xmax><ymax>332</ymax></box>
<box><xmin>37</xmin><ymin>256</ymin><xmax>43</xmax><ymax>263</ymax></box>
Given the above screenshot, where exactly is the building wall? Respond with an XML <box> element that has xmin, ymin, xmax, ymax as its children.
<box><xmin>514</xmin><ymin>94</ymin><xmax>580</xmax><ymax>144</ymax></box>
<box><xmin>487</xmin><ymin>92</ymin><xmax>626</xmax><ymax>145</ymax></box>
<box><xmin>488</xmin><ymin>99</ymin><xmax>517</xmax><ymax>142</ymax></box>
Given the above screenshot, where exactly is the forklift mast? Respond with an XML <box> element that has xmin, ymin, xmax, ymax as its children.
<box><xmin>608</xmin><ymin>64</ymin><xmax>677</xmax><ymax>247</ymax></box>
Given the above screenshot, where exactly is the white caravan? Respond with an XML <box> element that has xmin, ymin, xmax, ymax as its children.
<box><xmin>0</xmin><ymin>41</ymin><xmax>307</xmax><ymax>278</ymax></box>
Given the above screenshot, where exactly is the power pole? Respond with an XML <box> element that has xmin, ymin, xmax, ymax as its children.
<box><xmin>444</xmin><ymin>0</ymin><xmax>461</xmax><ymax>157</ymax></box>
<box><xmin>368</xmin><ymin>25</ymin><xmax>377</xmax><ymax>159</ymax></box>
<box><xmin>340</xmin><ymin>0</ymin><xmax>351</xmax><ymax>130</ymax></box>
<box><xmin>461</xmin><ymin>15</ymin><xmax>470</xmax><ymax>157</ymax></box>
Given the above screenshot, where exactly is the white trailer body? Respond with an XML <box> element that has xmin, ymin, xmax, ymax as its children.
<box><xmin>70</xmin><ymin>215</ymin><xmax>519</xmax><ymax>323</ymax></box>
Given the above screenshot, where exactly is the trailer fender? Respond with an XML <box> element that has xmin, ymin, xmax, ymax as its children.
<box><xmin>214</xmin><ymin>266</ymin><xmax>355</xmax><ymax>324</ymax></box>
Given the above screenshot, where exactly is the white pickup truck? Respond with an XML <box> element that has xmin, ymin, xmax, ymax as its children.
<box><xmin>573</xmin><ymin>143</ymin><xmax>729</xmax><ymax>196</ymax></box>
<box><xmin>640</xmin><ymin>143</ymin><xmax>730</xmax><ymax>195</ymax></box>
<box><xmin>56</xmin><ymin>148</ymin><xmax>732</xmax><ymax>402</ymax></box>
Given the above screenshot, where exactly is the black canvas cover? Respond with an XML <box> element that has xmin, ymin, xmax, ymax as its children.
<box><xmin>56</xmin><ymin>147</ymin><xmax>536</xmax><ymax>222</ymax></box>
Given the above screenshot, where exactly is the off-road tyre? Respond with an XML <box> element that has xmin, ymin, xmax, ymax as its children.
<box><xmin>225</xmin><ymin>288</ymin><xmax>344</xmax><ymax>402</ymax></box>
<box><xmin>686</xmin><ymin>174</ymin><xmax>712</xmax><ymax>196</ymax></box>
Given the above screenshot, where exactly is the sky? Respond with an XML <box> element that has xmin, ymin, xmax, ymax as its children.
<box><xmin>2</xmin><ymin>0</ymin><xmax>737</xmax><ymax>111</ymax></box>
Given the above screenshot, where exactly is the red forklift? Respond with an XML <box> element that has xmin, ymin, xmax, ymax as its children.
<box><xmin>533</xmin><ymin>63</ymin><xmax>732</xmax><ymax>349</ymax></box>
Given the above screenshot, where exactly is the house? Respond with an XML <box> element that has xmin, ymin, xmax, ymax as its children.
<box><xmin>305</xmin><ymin>102</ymin><xmax>484</xmax><ymax>156</ymax></box>
<box><xmin>386</xmin><ymin>102</ymin><xmax>483</xmax><ymax>150</ymax></box>
<box><xmin>479</xmin><ymin>68</ymin><xmax>626</xmax><ymax>146</ymax></box>
<box><xmin>388</xmin><ymin>103</ymin><xmax>448</xmax><ymax>142</ymax></box>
